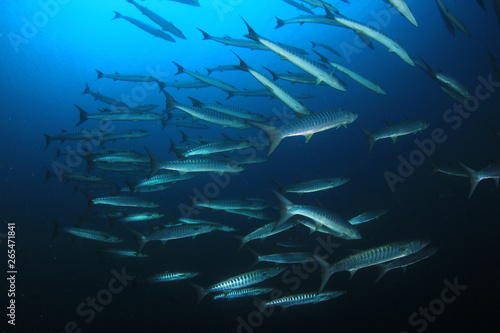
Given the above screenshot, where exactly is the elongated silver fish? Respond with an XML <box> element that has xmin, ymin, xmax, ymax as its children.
<box><xmin>144</xmin><ymin>271</ymin><xmax>199</xmax><ymax>283</ymax></box>
<box><xmin>82</xmin><ymin>83</ymin><xmax>128</xmax><ymax>107</ymax></box>
<box><xmin>90</xmin><ymin>151</ymin><xmax>149</xmax><ymax>165</ymax></box>
<box><xmin>243</xmin><ymin>19</ymin><xmax>346</xmax><ymax>91</ymax></box>
<box><xmin>213</xmin><ymin>287</ymin><xmax>273</xmax><ymax>300</ymax></box>
<box><xmin>249</xmin><ymin>109</ymin><xmax>358</xmax><ymax>156</ymax></box>
<box><xmin>348</xmin><ymin>209</ymin><xmax>389</xmax><ymax>225</ymax></box>
<box><xmin>274</xmin><ymin>191</ymin><xmax>360</xmax><ymax>240</ymax></box>
<box><xmin>459</xmin><ymin>162</ymin><xmax>500</xmax><ymax>198</ymax></box>
<box><xmin>102</xmin><ymin>249</ymin><xmax>149</xmax><ymax>258</ymax></box>
<box><xmin>191</xmin><ymin>266</ymin><xmax>286</xmax><ymax>302</ymax></box>
<box><xmin>95</xmin><ymin>70</ymin><xmax>159</xmax><ymax>83</ymax></box>
<box><xmin>181</xmin><ymin>137</ymin><xmax>258</xmax><ymax>158</ymax></box>
<box><xmin>224</xmin><ymin>209</ymin><xmax>274</xmax><ymax>221</ymax></box>
<box><xmin>129</xmin><ymin>173</ymin><xmax>194</xmax><ymax>193</ymax></box>
<box><xmin>310</xmin><ymin>40</ymin><xmax>341</xmax><ymax>57</ymax></box>
<box><xmin>357</xmin><ymin>119</ymin><xmax>430</xmax><ymax>153</ymax></box>
<box><xmin>168</xmin><ymin>0</ymin><xmax>199</xmax><ymax>6</ymax></box>
<box><xmin>178</xmin><ymin>218</ymin><xmax>236</xmax><ymax>232</ymax></box>
<box><xmin>233</xmin><ymin>53</ymin><xmax>312</xmax><ymax>116</ymax></box>
<box><xmin>282</xmin><ymin>0</ymin><xmax>315</xmax><ymax>15</ymax></box>
<box><xmin>145</xmin><ymin>147</ymin><xmax>244</xmax><ymax>178</ymax></box>
<box><xmin>428</xmin><ymin>160</ymin><xmax>468</xmax><ymax>178</ymax></box>
<box><xmin>188</xmin><ymin>97</ymin><xmax>269</xmax><ymax>122</ymax></box>
<box><xmin>158</xmin><ymin>79</ymin><xmax>210</xmax><ymax>90</ymax></box>
<box><xmin>314</xmin><ymin>50</ymin><xmax>387</xmax><ymax>95</ymax></box>
<box><xmin>88</xmin><ymin>194</ymin><xmax>160</xmax><ymax>209</ymax></box>
<box><xmin>206</xmin><ymin>64</ymin><xmax>239</xmax><ymax>75</ymax></box>
<box><xmin>126</xmin><ymin>0</ymin><xmax>186</xmax><ymax>39</ymax></box>
<box><xmin>173</xmin><ymin>62</ymin><xmax>238</xmax><ymax>92</ymax></box>
<box><xmin>163</xmin><ymin>90</ymin><xmax>251</xmax><ymax>129</ymax></box>
<box><xmin>112</xmin><ymin>11</ymin><xmax>175</xmax><ymax>42</ymax></box>
<box><xmin>189</xmin><ymin>198</ymin><xmax>266</xmax><ymax>211</ymax></box>
<box><xmin>272</xmin><ymin>177</ymin><xmax>350</xmax><ymax>195</ymax></box>
<box><xmin>52</xmin><ymin>219</ymin><xmax>123</xmax><ymax>243</ymax></box>
<box><xmin>435</xmin><ymin>0</ymin><xmax>471</xmax><ymax>36</ymax></box>
<box><xmin>44</xmin><ymin>129</ymin><xmax>107</xmax><ymax>150</ymax></box>
<box><xmin>43</xmin><ymin>167</ymin><xmax>110</xmax><ymax>184</ymax></box>
<box><xmin>315</xmin><ymin>240</ymin><xmax>430</xmax><ymax>291</ymax></box>
<box><xmin>101</xmin><ymin>130</ymin><xmax>151</xmax><ymax>143</ymax></box>
<box><xmin>374</xmin><ymin>246</ymin><xmax>438</xmax><ymax>283</ymax></box>
<box><xmin>236</xmin><ymin>221</ymin><xmax>296</xmax><ymax>250</ymax></box>
<box><xmin>252</xmin><ymin>250</ymin><xmax>314</xmax><ymax>264</ymax></box>
<box><xmin>264</xmin><ymin>291</ymin><xmax>346</xmax><ymax>309</ymax></box>
<box><xmin>74</xmin><ymin>105</ymin><xmax>163</xmax><ymax>127</ymax></box>
<box><xmin>114</xmin><ymin>212</ymin><xmax>164</xmax><ymax>224</ymax></box>
<box><xmin>273</xmin><ymin>71</ymin><xmax>327</xmax><ymax>85</ymax></box>
<box><xmin>129</xmin><ymin>223</ymin><xmax>218</xmax><ymax>253</ymax></box>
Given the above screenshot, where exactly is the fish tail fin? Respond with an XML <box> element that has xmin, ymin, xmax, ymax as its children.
<box><xmin>270</xmin><ymin>178</ymin><xmax>286</xmax><ymax>194</ymax></box>
<box><xmin>310</xmin><ymin>40</ymin><xmax>317</xmax><ymax>48</ymax></box>
<box><xmin>112</xmin><ymin>11</ymin><xmax>122</xmax><ymax>20</ymax></box>
<box><xmin>82</xmin><ymin>82</ymin><xmax>90</xmax><ymax>95</ymax></box>
<box><xmin>272</xmin><ymin>190</ymin><xmax>294</xmax><ymax>230</ymax></box>
<box><xmin>313</xmin><ymin>255</ymin><xmax>333</xmax><ymax>293</ymax></box>
<box><xmin>205</xmin><ymin>67</ymin><xmax>212</xmax><ymax>75</ymax></box>
<box><xmin>225</xmin><ymin>90</ymin><xmax>235</xmax><ymax>100</ymax></box>
<box><xmin>188</xmin><ymin>282</ymin><xmax>208</xmax><ymax>305</ymax></box>
<box><xmin>247</xmin><ymin>248</ymin><xmax>261</xmax><ymax>267</ymax></box>
<box><xmin>82</xmin><ymin>191</ymin><xmax>95</xmax><ymax>212</ymax></box>
<box><xmin>228</xmin><ymin>235</ymin><xmax>245</xmax><ymax>251</ymax></box>
<box><xmin>169</xmin><ymin>139</ymin><xmax>184</xmax><ymax>159</ymax></box>
<box><xmin>373</xmin><ymin>265</ymin><xmax>388</xmax><ymax>284</ymax></box>
<box><xmin>144</xmin><ymin>147</ymin><xmax>161</xmax><ymax>178</ymax></box>
<box><xmin>241</xmin><ymin>17</ymin><xmax>259</xmax><ymax>41</ymax></box>
<box><xmin>275</xmin><ymin>17</ymin><xmax>285</xmax><ymax>29</ymax></box>
<box><xmin>43</xmin><ymin>134</ymin><xmax>52</xmax><ymax>150</ymax></box>
<box><xmin>313</xmin><ymin>49</ymin><xmax>330</xmax><ymax>63</ymax></box>
<box><xmin>458</xmin><ymin>162</ymin><xmax>481</xmax><ymax>199</ymax></box>
<box><xmin>188</xmin><ymin>96</ymin><xmax>203</xmax><ymax>107</ymax></box>
<box><xmin>198</xmin><ymin>28</ymin><xmax>211</xmax><ymax>40</ymax></box>
<box><xmin>50</xmin><ymin>218</ymin><xmax>59</xmax><ymax>241</ymax></box>
<box><xmin>262</xmin><ymin>66</ymin><xmax>279</xmax><ymax>81</ymax></box>
<box><xmin>95</xmin><ymin>69</ymin><xmax>103</xmax><ymax>80</ymax></box>
<box><xmin>43</xmin><ymin>166</ymin><xmax>54</xmax><ymax>184</ymax></box>
<box><xmin>124</xmin><ymin>180</ymin><xmax>135</xmax><ymax>194</ymax></box>
<box><xmin>231</xmin><ymin>51</ymin><xmax>249</xmax><ymax>72</ymax></box>
<box><xmin>74</xmin><ymin>105</ymin><xmax>88</xmax><ymax>127</ymax></box>
<box><xmin>427</xmin><ymin>158</ymin><xmax>439</xmax><ymax>176</ymax></box>
<box><xmin>247</xmin><ymin>121</ymin><xmax>281</xmax><ymax>156</ymax></box>
<box><xmin>127</xmin><ymin>227</ymin><xmax>147</xmax><ymax>254</ymax></box>
<box><xmin>161</xmin><ymin>89</ymin><xmax>177</xmax><ymax>112</ymax></box>
<box><xmin>172</xmin><ymin>61</ymin><xmax>184</xmax><ymax>75</ymax></box>
<box><xmin>356</xmin><ymin>124</ymin><xmax>376</xmax><ymax>153</ymax></box>
<box><xmin>160</xmin><ymin>118</ymin><xmax>168</xmax><ymax>131</ymax></box>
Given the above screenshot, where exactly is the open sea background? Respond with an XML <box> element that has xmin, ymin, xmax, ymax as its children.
<box><xmin>1</xmin><ymin>0</ymin><xmax>500</xmax><ymax>332</ymax></box>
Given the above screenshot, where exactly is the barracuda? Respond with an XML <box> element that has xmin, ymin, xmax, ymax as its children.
<box><xmin>348</xmin><ymin>209</ymin><xmax>389</xmax><ymax>225</ymax></box>
<box><xmin>264</xmin><ymin>291</ymin><xmax>346</xmax><ymax>309</ymax></box>
<box><xmin>163</xmin><ymin>90</ymin><xmax>251</xmax><ymax>129</ymax></box>
<box><xmin>82</xmin><ymin>83</ymin><xmax>129</xmax><ymax>107</ymax></box>
<box><xmin>95</xmin><ymin>69</ymin><xmax>160</xmax><ymax>83</ymax></box>
<box><xmin>74</xmin><ymin>105</ymin><xmax>164</xmax><ymax>127</ymax></box>
<box><xmin>114</xmin><ymin>212</ymin><xmax>164</xmax><ymax>224</ymax></box>
<box><xmin>357</xmin><ymin>119</ymin><xmax>430</xmax><ymax>153</ymax></box>
<box><xmin>274</xmin><ymin>191</ymin><xmax>361</xmax><ymax>240</ymax></box>
<box><xmin>383</xmin><ymin>0</ymin><xmax>418</xmax><ymax>27</ymax></box>
<box><xmin>173</xmin><ymin>62</ymin><xmax>239</xmax><ymax>92</ymax></box>
<box><xmin>435</xmin><ymin>0</ymin><xmax>471</xmax><ymax>36</ymax></box>
<box><xmin>126</xmin><ymin>0</ymin><xmax>186</xmax><ymax>39</ymax></box>
<box><xmin>87</xmin><ymin>194</ymin><xmax>160</xmax><ymax>209</ymax></box>
<box><xmin>52</xmin><ymin>219</ymin><xmax>123</xmax><ymax>243</ymax></box>
<box><xmin>188</xmin><ymin>97</ymin><xmax>269</xmax><ymax>122</ymax></box>
<box><xmin>177</xmin><ymin>218</ymin><xmax>236</xmax><ymax>232</ymax></box>
<box><xmin>129</xmin><ymin>223</ymin><xmax>218</xmax><ymax>253</ymax></box>
<box><xmin>144</xmin><ymin>271</ymin><xmax>199</xmax><ymax>283</ymax></box>
<box><xmin>242</xmin><ymin>18</ymin><xmax>346</xmax><ymax>91</ymax></box>
<box><xmin>459</xmin><ymin>162</ymin><xmax>500</xmax><ymax>198</ymax></box>
<box><xmin>43</xmin><ymin>129</ymin><xmax>107</xmax><ymax>150</ymax></box>
<box><xmin>100</xmin><ymin>130</ymin><xmax>151</xmax><ymax>143</ymax></box>
<box><xmin>235</xmin><ymin>221</ymin><xmax>296</xmax><ymax>250</ymax></box>
<box><xmin>248</xmin><ymin>109</ymin><xmax>358</xmax><ymax>156</ymax></box>
<box><xmin>181</xmin><ymin>137</ymin><xmax>258</xmax><ymax>158</ymax></box>
<box><xmin>190</xmin><ymin>266</ymin><xmax>286</xmax><ymax>303</ymax></box>
<box><xmin>145</xmin><ymin>147</ymin><xmax>244</xmax><ymax>178</ymax></box>
<box><xmin>282</xmin><ymin>0</ymin><xmax>315</xmax><ymax>15</ymax></box>
<box><xmin>102</xmin><ymin>249</ymin><xmax>149</xmax><ymax>258</ymax></box>
<box><xmin>314</xmin><ymin>239</ymin><xmax>431</xmax><ymax>291</ymax></box>
<box><xmin>253</xmin><ymin>251</ymin><xmax>314</xmax><ymax>264</ymax></box>
<box><xmin>233</xmin><ymin>53</ymin><xmax>312</xmax><ymax>117</ymax></box>
<box><xmin>314</xmin><ymin>50</ymin><xmax>387</xmax><ymax>95</ymax></box>
<box><xmin>112</xmin><ymin>12</ymin><xmax>175</xmax><ymax>42</ymax></box>
<box><xmin>224</xmin><ymin>209</ymin><xmax>274</xmax><ymax>221</ymax></box>
<box><xmin>272</xmin><ymin>177</ymin><xmax>350</xmax><ymax>195</ymax></box>
<box><xmin>129</xmin><ymin>173</ymin><xmax>195</xmax><ymax>193</ymax></box>
<box><xmin>213</xmin><ymin>287</ymin><xmax>273</xmax><ymax>300</ymax></box>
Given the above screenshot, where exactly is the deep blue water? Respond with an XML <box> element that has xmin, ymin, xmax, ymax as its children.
<box><xmin>1</xmin><ymin>0</ymin><xmax>500</xmax><ymax>332</ymax></box>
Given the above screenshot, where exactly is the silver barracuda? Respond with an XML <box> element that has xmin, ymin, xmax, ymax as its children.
<box><xmin>264</xmin><ymin>291</ymin><xmax>346</xmax><ymax>309</ymax></box>
<box><xmin>236</xmin><ymin>220</ymin><xmax>296</xmax><ymax>250</ymax></box>
<box><xmin>82</xmin><ymin>83</ymin><xmax>128</xmax><ymax>107</ymax></box>
<box><xmin>144</xmin><ymin>271</ymin><xmax>199</xmax><ymax>283</ymax></box>
<box><xmin>348</xmin><ymin>209</ymin><xmax>389</xmax><ymax>225</ymax></box>
<box><xmin>224</xmin><ymin>209</ymin><xmax>274</xmax><ymax>221</ymax></box>
<box><xmin>374</xmin><ymin>246</ymin><xmax>438</xmax><ymax>283</ymax></box>
<box><xmin>242</xmin><ymin>19</ymin><xmax>346</xmax><ymax>91</ymax></box>
<box><xmin>163</xmin><ymin>90</ymin><xmax>251</xmax><ymax>129</ymax></box>
<box><xmin>87</xmin><ymin>194</ymin><xmax>160</xmax><ymax>209</ymax></box>
<box><xmin>101</xmin><ymin>130</ymin><xmax>151</xmax><ymax>143</ymax></box>
<box><xmin>43</xmin><ymin>129</ymin><xmax>107</xmax><ymax>150</ymax></box>
<box><xmin>126</xmin><ymin>0</ymin><xmax>186</xmax><ymax>39</ymax></box>
<box><xmin>168</xmin><ymin>0</ymin><xmax>200</xmax><ymax>6</ymax></box>
<box><xmin>357</xmin><ymin>119</ymin><xmax>431</xmax><ymax>153</ymax></box>
<box><xmin>428</xmin><ymin>160</ymin><xmax>468</xmax><ymax>178</ymax></box>
<box><xmin>188</xmin><ymin>97</ymin><xmax>269</xmax><ymax>122</ymax></box>
<box><xmin>128</xmin><ymin>173</ymin><xmax>195</xmax><ymax>193</ymax></box>
<box><xmin>206</xmin><ymin>64</ymin><xmax>239</xmax><ymax>75</ymax></box>
<box><xmin>314</xmin><ymin>239</ymin><xmax>431</xmax><ymax>292</ymax></box>
<box><xmin>112</xmin><ymin>12</ymin><xmax>175</xmax><ymax>42</ymax></box>
<box><xmin>157</xmin><ymin>79</ymin><xmax>210</xmax><ymax>90</ymax></box>
<box><xmin>43</xmin><ymin>167</ymin><xmax>110</xmax><ymax>184</ymax></box>
<box><xmin>283</xmin><ymin>0</ymin><xmax>315</xmax><ymax>15</ymax></box>
<box><xmin>314</xmin><ymin>50</ymin><xmax>387</xmax><ymax>95</ymax></box>
<box><xmin>173</xmin><ymin>62</ymin><xmax>239</xmax><ymax>92</ymax></box>
<box><xmin>273</xmin><ymin>71</ymin><xmax>328</xmax><ymax>85</ymax></box>
<box><xmin>435</xmin><ymin>0</ymin><xmax>471</xmax><ymax>36</ymax></box>
<box><xmin>310</xmin><ymin>40</ymin><xmax>341</xmax><ymax>57</ymax></box>
<box><xmin>213</xmin><ymin>287</ymin><xmax>273</xmax><ymax>300</ymax></box>
<box><xmin>273</xmin><ymin>191</ymin><xmax>361</xmax><ymax>240</ymax></box>
<box><xmin>248</xmin><ymin>109</ymin><xmax>358</xmax><ymax>156</ymax></box>
<box><xmin>52</xmin><ymin>219</ymin><xmax>123</xmax><ymax>243</ymax></box>
<box><xmin>177</xmin><ymin>218</ymin><xmax>236</xmax><ymax>232</ymax></box>
<box><xmin>114</xmin><ymin>212</ymin><xmax>164</xmax><ymax>224</ymax></box>
<box><xmin>190</xmin><ymin>266</ymin><xmax>286</xmax><ymax>302</ymax></box>
<box><xmin>74</xmin><ymin>105</ymin><xmax>164</xmax><ymax>126</ymax></box>
<box><xmin>252</xmin><ymin>251</ymin><xmax>314</xmax><ymax>264</ymax></box>
<box><xmin>129</xmin><ymin>223</ymin><xmax>218</xmax><ymax>253</ymax></box>
<box><xmin>102</xmin><ymin>249</ymin><xmax>149</xmax><ymax>258</ymax></box>
<box><xmin>233</xmin><ymin>53</ymin><xmax>312</xmax><ymax>117</ymax></box>
<box><xmin>90</xmin><ymin>151</ymin><xmax>149</xmax><ymax>165</ymax></box>
<box><xmin>95</xmin><ymin>69</ymin><xmax>160</xmax><ymax>83</ymax></box>
<box><xmin>145</xmin><ymin>147</ymin><xmax>244</xmax><ymax>178</ymax></box>
<box><xmin>272</xmin><ymin>177</ymin><xmax>350</xmax><ymax>195</ymax></box>
<box><xmin>383</xmin><ymin>0</ymin><xmax>418</xmax><ymax>27</ymax></box>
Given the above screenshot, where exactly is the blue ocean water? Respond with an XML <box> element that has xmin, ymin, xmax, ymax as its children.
<box><xmin>1</xmin><ymin>0</ymin><xmax>500</xmax><ymax>332</ymax></box>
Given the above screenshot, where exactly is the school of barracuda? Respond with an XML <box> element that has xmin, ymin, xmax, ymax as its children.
<box><xmin>44</xmin><ymin>0</ymin><xmax>500</xmax><ymax>311</ymax></box>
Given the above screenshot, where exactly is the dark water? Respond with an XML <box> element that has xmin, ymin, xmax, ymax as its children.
<box><xmin>1</xmin><ymin>0</ymin><xmax>500</xmax><ymax>332</ymax></box>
